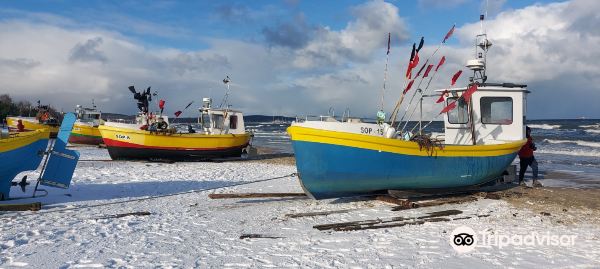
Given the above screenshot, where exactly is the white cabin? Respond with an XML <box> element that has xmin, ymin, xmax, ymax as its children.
<box><xmin>197</xmin><ymin>98</ymin><xmax>246</xmax><ymax>135</ymax></box>
<box><xmin>75</xmin><ymin>105</ymin><xmax>102</xmax><ymax>126</ymax></box>
<box><xmin>439</xmin><ymin>83</ymin><xmax>528</xmax><ymax>145</ymax></box>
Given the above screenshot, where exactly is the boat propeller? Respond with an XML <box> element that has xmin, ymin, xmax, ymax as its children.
<box><xmin>11</xmin><ymin>176</ymin><xmax>29</xmax><ymax>193</ymax></box>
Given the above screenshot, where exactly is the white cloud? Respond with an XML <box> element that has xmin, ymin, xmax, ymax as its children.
<box><xmin>450</xmin><ymin>0</ymin><xmax>600</xmax><ymax>118</ymax></box>
<box><xmin>292</xmin><ymin>0</ymin><xmax>409</xmax><ymax>68</ymax></box>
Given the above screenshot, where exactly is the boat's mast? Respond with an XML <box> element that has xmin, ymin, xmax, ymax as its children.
<box><xmin>219</xmin><ymin>76</ymin><xmax>231</xmax><ymax>109</ymax></box>
<box><xmin>466</xmin><ymin>2</ymin><xmax>491</xmax><ymax>145</ymax></box>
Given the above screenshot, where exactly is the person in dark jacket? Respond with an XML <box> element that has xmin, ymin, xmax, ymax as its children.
<box><xmin>518</xmin><ymin>126</ymin><xmax>541</xmax><ymax>187</ymax></box>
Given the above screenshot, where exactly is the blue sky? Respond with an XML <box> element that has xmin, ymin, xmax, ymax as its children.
<box><xmin>0</xmin><ymin>0</ymin><xmax>598</xmax><ymax>119</ymax></box>
<box><xmin>0</xmin><ymin>0</ymin><xmax>555</xmax><ymax>49</ymax></box>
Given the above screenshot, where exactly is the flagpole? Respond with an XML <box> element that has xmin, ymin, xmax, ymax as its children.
<box><xmin>389</xmin><ymin>24</ymin><xmax>454</xmax><ymax>128</ymax></box>
<box><xmin>171</xmin><ymin>101</ymin><xmax>194</xmax><ymax>125</ymax></box>
<box><xmin>396</xmin><ymin>60</ymin><xmax>430</xmax><ymax>128</ymax></box>
<box><xmin>401</xmin><ymin>56</ymin><xmax>446</xmax><ymax>132</ymax></box>
<box><xmin>395</xmin><ymin>25</ymin><xmax>454</xmax><ymax>130</ymax></box>
<box><xmin>389</xmin><ymin>41</ymin><xmax>419</xmax><ymax>125</ymax></box>
<box><xmin>380</xmin><ymin>33</ymin><xmax>391</xmax><ymax>113</ymax></box>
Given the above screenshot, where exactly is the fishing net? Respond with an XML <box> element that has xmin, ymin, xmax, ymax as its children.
<box><xmin>411</xmin><ymin>133</ymin><xmax>444</xmax><ymax>157</ymax></box>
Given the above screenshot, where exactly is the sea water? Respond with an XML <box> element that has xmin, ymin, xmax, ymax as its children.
<box><xmin>245</xmin><ymin>119</ymin><xmax>600</xmax><ymax>189</ymax></box>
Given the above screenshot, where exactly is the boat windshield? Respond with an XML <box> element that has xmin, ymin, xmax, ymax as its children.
<box><xmin>447</xmin><ymin>97</ymin><xmax>469</xmax><ymax>124</ymax></box>
<box><xmin>212</xmin><ymin>114</ymin><xmax>224</xmax><ymax>129</ymax></box>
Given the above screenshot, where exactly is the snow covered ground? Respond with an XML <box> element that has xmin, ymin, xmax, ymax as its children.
<box><xmin>1</xmin><ymin>147</ymin><xmax>599</xmax><ymax>268</ymax></box>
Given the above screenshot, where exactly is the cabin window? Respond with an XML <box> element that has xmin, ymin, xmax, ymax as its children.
<box><xmin>229</xmin><ymin>115</ymin><xmax>238</xmax><ymax>129</ymax></box>
<box><xmin>447</xmin><ymin>97</ymin><xmax>469</xmax><ymax>124</ymax></box>
<box><xmin>212</xmin><ymin>114</ymin><xmax>224</xmax><ymax>129</ymax></box>
<box><xmin>481</xmin><ymin>97</ymin><xmax>513</xmax><ymax>125</ymax></box>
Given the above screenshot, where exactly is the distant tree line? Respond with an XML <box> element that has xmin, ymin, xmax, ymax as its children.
<box><xmin>0</xmin><ymin>94</ymin><xmax>60</xmax><ymax>124</ymax></box>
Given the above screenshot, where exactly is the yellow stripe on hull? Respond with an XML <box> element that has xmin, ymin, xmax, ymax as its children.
<box><xmin>287</xmin><ymin>125</ymin><xmax>526</xmax><ymax>157</ymax></box>
<box><xmin>98</xmin><ymin>125</ymin><xmax>251</xmax><ymax>150</ymax></box>
<box><xmin>72</xmin><ymin>122</ymin><xmax>102</xmax><ymax>138</ymax></box>
<box><xmin>0</xmin><ymin>129</ymin><xmax>50</xmax><ymax>153</ymax></box>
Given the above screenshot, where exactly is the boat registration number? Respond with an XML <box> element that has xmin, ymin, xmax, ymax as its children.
<box><xmin>116</xmin><ymin>134</ymin><xmax>130</xmax><ymax>140</ymax></box>
<box><xmin>360</xmin><ymin>127</ymin><xmax>384</xmax><ymax>135</ymax></box>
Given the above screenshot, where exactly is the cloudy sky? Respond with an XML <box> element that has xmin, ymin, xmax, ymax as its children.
<box><xmin>0</xmin><ymin>0</ymin><xmax>598</xmax><ymax>119</ymax></box>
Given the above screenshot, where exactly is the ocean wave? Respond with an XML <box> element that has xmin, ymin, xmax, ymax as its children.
<box><xmin>537</xmin><ymin>148</ymin><xmax>600</xmax><ymax>158</ymax></box>
<box><xmin>585</xmin><ymin>129</ymin><xmax>600</xmax><ymax>134</ymax></box>
<box><xmin>528</xmin><ymin>124</ymin><xmax>561</xmax><ymax>130</ymax></box>
<box><xmin>580</xmin><ymin>124</ymin><xmax>600</xmax><ymax>129</ymax></box>
<box><xmin>544</xmin><ymin>139</ymin><xmax>600</xmax><ymax>148</ymax></box>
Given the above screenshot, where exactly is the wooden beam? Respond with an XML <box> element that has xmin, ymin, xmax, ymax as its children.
<box><xmin>0</xmin><ymin>202</ymin><xmax>41</xmax><ymax>211</ymax></box>
<box><xmin>314</xmin><ymin>209</ymin><xmax>463</xmax><ymax>231</ymax></box>
<box><xmin>285</xmin><ymin>209</ymin><xmax>353</xmax><ymax>218</ymax></box>
<box><xmin>208</xmin><ymin>193</ymin><xmax>307</xmax><ymax>199</ymax></box>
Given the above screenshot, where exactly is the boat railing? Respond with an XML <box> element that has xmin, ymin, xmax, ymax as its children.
<box><xmin>296</xmin><ymin>115</ymin><xmax>375</xmax><ymax>124</ymax></box>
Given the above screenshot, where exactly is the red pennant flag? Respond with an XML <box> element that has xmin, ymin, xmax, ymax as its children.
<box><xmin>174</xmin><ymin>111</ymin><xmax>182</xmax><ymax>117</ymax></box>
<box><xmin>440</xmin><ymin>100</ymin><xmax>457</xmax><ymax>114</ymax></box>
<box><xmin>386</xmin><ymin>33</ymin><xmax>391</xmax><ymax>55</ymax></box>
<box><xmin>159</xmin><ymin>99</ymin><xmax>165</xmax><ymax>110</ymax></box>
<box><xmin>403</xmin><ymin>79</ymin><xmax>415</xmax><ymax>94</ymax></box>
<box><xmin>443</xmin><ymin>24</ymin><xmax>455</xmax><ymax>43</ymax></box>
<box><xmin>415</xmin><ymin>61</ymin><xmax>429</xmax><ymax>78</ymax></box>
<box><xmin>410</xmin><ymin>52</ymin><xmax>420</xmax><ymax>69</ymax></box>
<box><xmin>462</xmin><ymin>84</ymin><xmax>478</xmax><ymax>102</ymax></box>
<box><xmin>451</xmin><ymin>70</ymin><xmax>463</xmax><ymax>86</ymax></box>
<box><xmin>436</xmin><ymin>90</ymin><xmax>449</xmax><ymax>103</ymax></box>
<box><xmin>405</xmin><ymin>52</ymin><xmax>420</xmax><ymax>78</ymax></box>
<box><xmin>435</xmin><ymin>56</ymin><xmax>446</xmax><ymax>71</ymax></box>
<box><xmin>423</xmin><ymin>64</ymin><xmax>434</xmax><ymax>78</ymax></box>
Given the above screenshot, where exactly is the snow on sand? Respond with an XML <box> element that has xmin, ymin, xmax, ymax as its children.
<box><xmin>0</xmin><ymin>147</ymin><xmax>599</xmax><ymax>268</ymax></box>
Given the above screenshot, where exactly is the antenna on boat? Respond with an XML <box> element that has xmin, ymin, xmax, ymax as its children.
<box><xmin>467</xmin><ymin>0</ymin><xmax>491</xmax><ymax>84</ymax></box>
<box><xmin>219</xmin><ymin>75</ymin><xmax>231</xmax><ymax>109</ymax></box>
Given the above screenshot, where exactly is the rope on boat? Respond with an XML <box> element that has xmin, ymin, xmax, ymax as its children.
<box><xmin>1</xmin><ymin>172</ymin><xmax>297</xmax><ymax>217</ymax></box>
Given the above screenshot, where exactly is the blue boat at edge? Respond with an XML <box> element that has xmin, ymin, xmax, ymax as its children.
<box><xmin>0</xmin><ymin>129</ymin><xmax>49</xmax><ymax>200</ymax></box>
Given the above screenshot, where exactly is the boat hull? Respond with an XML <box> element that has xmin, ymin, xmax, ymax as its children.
<box><xmin>288</xmin><ymin>125</ymin><xmax>525</xmax><ymax>199</ymax></box>
<box><xmin>0</xmin><ymin>129</ymin><xmax>49</xmax><ymax>200</ymax></box>
<box><xmin>98</xmin><ymin>125</ymin><xmax>251</xmax><ymax>161</ymax></box>
<box><xmin>69</xmin><ymin>122</ymin><xmax>103</xmax><ymax>145</ymax></box>
<box><xmin>6</xmin><ymin>117</ymin><xmax>59</xmax><ymax>138</ymax></box>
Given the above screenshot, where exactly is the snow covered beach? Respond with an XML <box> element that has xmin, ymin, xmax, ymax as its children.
<box><xmin>1</xmin><ymin>146</ymin><xmax>600</xmax><ymax>268</ymax></box>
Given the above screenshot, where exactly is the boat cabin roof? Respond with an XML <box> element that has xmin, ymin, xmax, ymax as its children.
<box><xmin>435</xmin><ymin>83</ymin><xmax>528</xmax><ymax>93</ymax></box>
<box><xmin>201</xmin><ymin>108</ymin><xmax>243</xmax><ymax>114</ymax></box>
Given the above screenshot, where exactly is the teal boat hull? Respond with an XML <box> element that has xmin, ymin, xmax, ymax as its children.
<box><xmin>292</xmin><ymin>140</ymin><xmax>518</xmax><ymax>199</ymax></box>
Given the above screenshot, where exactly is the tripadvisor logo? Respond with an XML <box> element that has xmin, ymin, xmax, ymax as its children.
<box><xmin>449</xmin><ymin>225</ymin><xmax>577</xmax><ymax>254</ymax></box>
<box><xmin>450</xmin><ymin>226</ymin><xmax>477</xmax><ymax>253</ymax></box>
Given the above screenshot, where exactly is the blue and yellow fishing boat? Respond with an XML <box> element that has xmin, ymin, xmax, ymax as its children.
<box><xmin>288</xmin><ymin>20</ymin><xmax>530</xmax><ymax>199</ymax></box>
<box><xmin>0</xmin><ymin>129</ymin><xmax>49</xmax><ymax>200</ymax></box>
<box><xmin>288</xmin><ymin>122</ymin><xmax>526</xmax><ymax>199</ymax></box>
